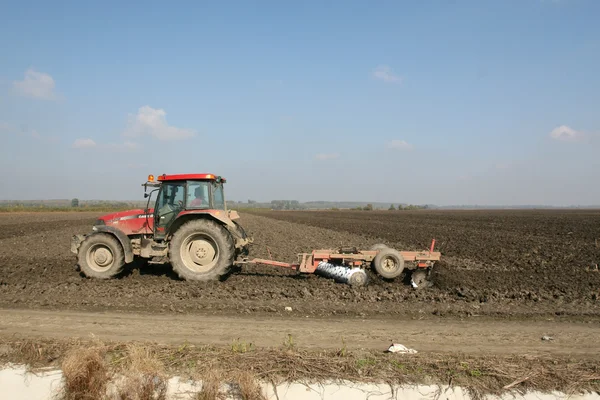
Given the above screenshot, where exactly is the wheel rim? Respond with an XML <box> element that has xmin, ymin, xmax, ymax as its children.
<box><xmin>86</xmin><ymin>244</ymin><xmax>115</xmax><ymax>272</ymax></box>
<box><xmin>180</xmin><ymin>233</ymin><xmax>219</xmax><ymax>273</ymax></box>
<box><xmin>381</xmin><ymin>256</ymin><xmax>399</xmax><ymax>273</ymax></box>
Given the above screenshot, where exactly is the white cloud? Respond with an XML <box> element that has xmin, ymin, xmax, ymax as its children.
<box><xmin>72</xmin><ymin>138</ymin><xmax>97</xmax><ymax>149</ymax></box>
<box><xmin>387</xmin><ymin>140</ymin><xmax>413</xmax><ymax>150</ymax></box>
<box><xmin>314</xmin><ymin>153</ymin><xmax>340</xmax><ymax>161</ymax></box>
<box><xmin>124</xmin><ymin>106</ymin><xmax>196</xmax><ymax>140</ymax></box>
<box><xmin>13</xmin><ymin>68</ymin><xmax>57</xmax><ymax>100</ymax></box>
<box><xmin>373</xmin><ymin>65</ymin><xmax>402</xmax><ymax>84</ymax></box>
<box><xmin>549</xmin><ymin>125</ymin><xmax>584</xmax><ymax>142</ymax></box>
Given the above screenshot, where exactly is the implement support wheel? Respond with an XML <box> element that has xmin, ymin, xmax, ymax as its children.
<box><xmin>372</xmin><ymin>248</ymin><xmax>405</xmax><ymax>279</ymax></box>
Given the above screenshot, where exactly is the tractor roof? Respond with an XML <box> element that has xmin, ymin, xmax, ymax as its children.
<box><xmin>157</xmin><ymin>173</ymin><xmax>225</xmax><ymax>182</ymax></box>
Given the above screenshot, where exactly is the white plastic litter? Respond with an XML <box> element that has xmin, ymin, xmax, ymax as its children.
<box><xmin>285</xmin><ymin>306</ymin><xmax>293</xmax><ymax>312</ymax></box>
<box><xmin>387</xmin><ymin>343</ymin><xmax>418</xmax><ymax>354</ymax></box>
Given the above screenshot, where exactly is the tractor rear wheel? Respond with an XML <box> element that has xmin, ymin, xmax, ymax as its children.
<box><xmin>372</xmin><ymin>248</ymin><xmax>405</xmax><ymax>279</ymax></box>
<box><xmin>78</xmin><ymin>233</ymin><xmax>125</xmax><ymax>279</ymax></box>
<box><xmin>170</xmin><ymin>219</ymin><xmax>234</xmax><ymax>281</ymax></box>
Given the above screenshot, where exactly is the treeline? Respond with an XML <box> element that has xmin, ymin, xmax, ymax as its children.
<box><xmin>0</xmin><ymin>199</ymin><xmax>146</xmax><ymax>209</ymax></box>
<box><xmin>344</xmin><ymin>204</ymin><xmax>429</xmax><ymax>211</ymax></box>
<box><xmin>228</xmin><ymin>199</ymin><xmax>430</xmax><ymax>211</ymax></box>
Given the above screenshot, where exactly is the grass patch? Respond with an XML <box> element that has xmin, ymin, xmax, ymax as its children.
<box><xmin>1</xmin><ymin>337</ymin><xmax>599</xmax><ymax>399</ymax></box>
<box><xmin>57</xmin><ymin>344</ymin><xmax>109</xmax><ymax>400</ymax></box>
<box><xmin>113</xmin><ymin>344</ymin><xmax>168</xmax><ymax>400</ymax></box>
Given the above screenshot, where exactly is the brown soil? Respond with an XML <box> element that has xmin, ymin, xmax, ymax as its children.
<box><xmin>255</xmin><ymin>209</ymin><xmax>600</xmax><ymax>313</ymax></box>
<box><xmin>0</xmin><ymin>210</ymin><xmax>598</xmax><ymax>320</ymax></box>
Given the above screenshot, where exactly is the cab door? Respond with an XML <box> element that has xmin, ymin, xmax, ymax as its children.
<box><xmin>153</xmin><ymin>182</ymin><xmax>185</xmax><ymax>239</ymax></box>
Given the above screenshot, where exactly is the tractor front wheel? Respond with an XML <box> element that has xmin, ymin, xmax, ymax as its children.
<box><xmin>170</xmin><ymin>219</ymin><xmax>234</xmax><ymax>281</ymax></box>
<box><xmin>78</xmin><ymin>233</ymin><xmax>125</xmax><ymax>279</ymax></box>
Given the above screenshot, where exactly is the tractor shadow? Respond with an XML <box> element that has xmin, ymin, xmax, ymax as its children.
<box><xmin>118</xmin><ymin>262</ymin><xmax>306</xmax><ymax>283</ymax></box>
<box><xmin>117</xmin><ymin>260</ymin><xmax>182</xmax><ymax>281</ymax></box>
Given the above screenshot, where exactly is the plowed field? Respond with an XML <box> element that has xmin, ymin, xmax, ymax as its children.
<box><xmin>0</xmin><ymin>210</ymin><xmax>599</xmax><ymax>320</ymax></box>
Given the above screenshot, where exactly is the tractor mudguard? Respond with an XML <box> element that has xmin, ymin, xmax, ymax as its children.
<box><xmin>176</xmin><ymin>210</ymin><xmax>235</xmax><ymax>227</ymax></box>
<box><xmin>91</xmin><ymin>226</ymin><xmax>135</xmax><ymax>263</ymax></box>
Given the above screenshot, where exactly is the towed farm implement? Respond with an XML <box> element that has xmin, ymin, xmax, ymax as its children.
<box><xmin>71</xmin><ymin>173</ymin><xmax>441</xmax><ymax>288</ymax></box>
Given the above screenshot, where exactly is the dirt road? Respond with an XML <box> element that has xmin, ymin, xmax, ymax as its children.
<box><xmin>1</xmin><ymin>308</ymin><xmax>598</xmax><ymax>357</ymax></box>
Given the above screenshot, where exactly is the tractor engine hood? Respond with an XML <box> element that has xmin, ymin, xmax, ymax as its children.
<box><xmin>96</xmin><ymin>209</ymin><xmax>154</xmax><ymax>225</ymax></box>
<box><xmin>95</xmin><ymin>209</ymin><xmax>155</xmax><ymax>235</ymax></box>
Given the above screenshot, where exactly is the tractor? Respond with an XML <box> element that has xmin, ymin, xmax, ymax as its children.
<box><xmin>71</xmin><ymin>173</ymin><xmax>251</xmax><ymax>281</ymax></box>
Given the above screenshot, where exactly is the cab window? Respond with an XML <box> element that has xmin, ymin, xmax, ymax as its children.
<box><xmin>187</xmin><ymin>181</ymin><xmax>210</xmax><ymax>209</ymax></box>
<box><xmin>212</xmin><ymin>182</ymin><xmax>225</xmax><ymax>210</ymax></box>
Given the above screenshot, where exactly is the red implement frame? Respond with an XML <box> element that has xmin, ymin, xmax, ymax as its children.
<box><xmin>243</xmin><ymin>239</ymin><xmax>441</xmax><ymax>273</ymax></box>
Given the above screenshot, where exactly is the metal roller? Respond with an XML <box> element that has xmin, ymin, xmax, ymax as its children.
<box><xmin>315</xmin><ymin>261</ymin><xmax>368</xmax><ymax>286</ymax></box>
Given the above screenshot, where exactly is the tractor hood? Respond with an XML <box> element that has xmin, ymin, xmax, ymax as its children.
<box><xmin>95</xmin><ymin>209</ymin><xmax>155</xmax><ymax>235</ymax></box>
<box><xmin>96</xmin><ymin>209</ymin><xmax>154</xmax><ymax>224</ymax></box>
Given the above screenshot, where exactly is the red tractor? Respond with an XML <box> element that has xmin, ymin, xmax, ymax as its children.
<box><xmin>71</xmin><ymin>174</ymin><xmax>250</xmax><ymax>281</ymax></box>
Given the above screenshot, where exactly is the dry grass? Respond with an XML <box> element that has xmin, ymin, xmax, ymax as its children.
<box><xmin>196</xmin><ymin>369</ymin><xmax>225</xmax><ymax>400</ymax></box>
<box><xmin>1</xmin><ymin>336</ymin><xmax>599</xmax><ymax>399</ymax></box>
<box><xmin>230</xmin><ymin>371</ymin><xmax>267</xmax><ymax>400</ymax></box>
<box><xmin>57</xmin><ymin>345</ymin><xmax>109</xmax><ymax>400</ymax></box>
<box><xmin>113</xmin><ymin>344</ymin><xmax>168</xmax><ymax>400</ymax></box>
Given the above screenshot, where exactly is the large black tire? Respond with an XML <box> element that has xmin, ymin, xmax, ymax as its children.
<box><xmin>372</xmin><ymin>248</ymin><xmax>405</xmax><ymax>279</ymax></box>
<box><xmin>170</xmin><ymin>219</ymin><xmax>234</xmax><ymax>281</ymax></box>
<box><xmin>78</xmin><ymin>233</ymin><xmax>125</xmax><ymax>279</ymax></box>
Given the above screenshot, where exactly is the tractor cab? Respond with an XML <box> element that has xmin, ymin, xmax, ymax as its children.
<box><xmin>145</xmin><ymin>174</ymin><xmax>228</xmax><ymax>239</ymax></box>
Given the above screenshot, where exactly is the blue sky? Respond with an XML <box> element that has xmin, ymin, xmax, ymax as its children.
<box><xmin>1</xmin><ymin>0</ymin><xmax>598</xmax><ymax>205</ymax></box>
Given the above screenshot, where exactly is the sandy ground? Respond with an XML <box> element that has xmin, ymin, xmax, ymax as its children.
<box><xmin>0</xmin><ymin>308</ymin><xmax>598</xmax><ymax>357</ymax></box>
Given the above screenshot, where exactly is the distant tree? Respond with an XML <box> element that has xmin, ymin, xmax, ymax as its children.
<box><xmin>71</xmin><ymin>198</ymin><xmax>79</xmax><ymax>208</ymax></box>
<box><xmin>271</xmin><ymin>200</ymin><xmax>284</xmax><ymax>210</ymax></box>
<box><xmin>388</xmin><ymin>204</ymin><xmax>396</xmax><ymax>210</ymax></box>
<box><xmin>363</xmin><ymin>203</ymin><xmax>373</xmax><ymax>211</ymax></box>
